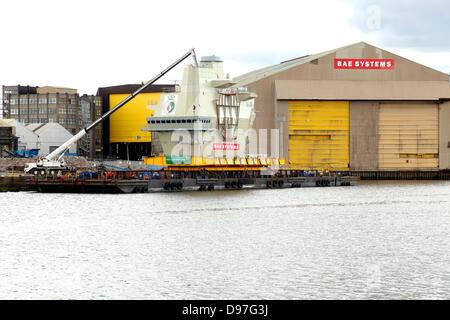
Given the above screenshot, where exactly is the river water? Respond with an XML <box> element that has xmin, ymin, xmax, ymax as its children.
<box><xmin>0</xmin><ymin>181</ymin><xmax>449</xmax><ymax>299</ymax></box>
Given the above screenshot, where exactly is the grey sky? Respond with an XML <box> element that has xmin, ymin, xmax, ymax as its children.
<box><xmin>345</xmin><ymin>0</ymin><xmax>450</xmax><ymax>51</ymax></box>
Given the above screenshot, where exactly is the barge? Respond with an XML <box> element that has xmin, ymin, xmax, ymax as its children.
<box><xmin>27</xmin><ymin>167</ymin><xmax>358</xmax><ymax>194</ymax></box>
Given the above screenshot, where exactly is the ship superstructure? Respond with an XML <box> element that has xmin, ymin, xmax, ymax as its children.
<box><xmin>142</xmin><ymin>55</ymin><xmax>257</xmax><ymax>163</ymax></box>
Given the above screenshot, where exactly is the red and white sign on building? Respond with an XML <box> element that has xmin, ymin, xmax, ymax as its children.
<box><xmin>334</xmin><ymin>59</ymin><xmax>394</xmax><ymax>69</ymax></box>
<box><xmin>213</xmin><ymin>143</ymin><xmax>240</xmax><ymax>151</ymax></box>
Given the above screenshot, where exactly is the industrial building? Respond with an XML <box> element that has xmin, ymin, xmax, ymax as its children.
<box><xmin>2</xmin><ymin>85</ymin><xmax>81</xmax><ymax>137</ymax></box>
<box><xmin>96</xmin><ymin>84</ymin><xmax>175</xmax><ymax>160</ymax></box>
<box><xmin>234</xmin><ymin>42</ymin><xmax>450</xmax><ymax>173</ymax></box>
<box><xmin>2</xmin><ymin>84</ymin><xmax>174</xmax><ymax>160</ymax></box>
<box><xmin>1</xmin><ymin>85</ymin><xmax>107</xmax><ymax>157</ymax></box>
<box><xmin>1</xmin><ymin>119</ymin><xmax>75</xmax><ymax>157</ymax></box>
<box><xmin>1</xmin><ymin>119</ymin><xmax>38</xmax><ymax>150</ymax></box>
<box><xmin>79</xmin><ymin>94</ymin><xmax>103</xmax><ymax>159</ymax></box>
<box><xmin>0</xmin><ymin>120</ymin><xmax>18</xmax><ymax>157</ymax></box>
<box><xmin>26</xmin><ymin>123</ymin><xmax>76</xmax><ymax>156</ymax></box>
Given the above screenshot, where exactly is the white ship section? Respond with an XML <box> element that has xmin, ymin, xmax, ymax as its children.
<box><xmin>142</xmin><ymin>56</ymin><xmax>257</xmax><ymax>159</ymax></box>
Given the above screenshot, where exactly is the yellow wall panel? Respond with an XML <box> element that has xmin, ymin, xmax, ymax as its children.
<box><xmin>378</xmin><ymin>103</ymin><xmax>438</xmax><ymax>170</ymax></box>
<box><xmin>109</xmin><ymin>93</ymin><xmax>162</xmax><ymax>143</ymax></box>
<box><xmin>289</xmin><ymin>100</ymin><xmax>349</xmax><ymax>170</ymax></box>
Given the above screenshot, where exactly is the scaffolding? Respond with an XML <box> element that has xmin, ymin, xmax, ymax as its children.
<box><xmin>216</xmin><ymin>91</ymin><xmax>240</xmax><ymax>140</ymax></box>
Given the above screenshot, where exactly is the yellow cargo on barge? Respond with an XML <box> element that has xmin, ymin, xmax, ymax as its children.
<box><xmin>144</xmin><ymin>155</ymin><xmax>286</xmax><ymax>171</ymax></box>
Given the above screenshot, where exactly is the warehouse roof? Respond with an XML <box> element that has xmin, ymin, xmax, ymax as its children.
<box><xmin>37</xmin><ymin>86</ymin><xmax>78</xmax><ymax>94</ymax></box>
<box><xmin>0</xmin><ymin>120</ymin><xmax>17</xmax><ymax>137</ymax></box>
<box><xmin>26</xmin><ymin>123</ymin><xmax>46</xmax><ymax>132</ymax></box>
<box><xmin>0</xmin><ymin>119</ymin><xmax>12</xmax><ymax>127</ymax></box>
<box><xmin>233</xmin><ymin>41</ymin><xmax>448</xmax><ymax>86</ymax></box>
<box><xmin>2</xmin><ymin>119</ymin><xmax>36</xmax><ymax>135</ymax></box>
<box><xmin>25</xmin><ymin>123</ymin><xmax>61</xmax><ymax>135</ymax></box>
<box><xmin>233</xmin><ymin>42</ymin><xmax>359</xmax><ymax>86</ymax></box>
<box><xmin>96</xmin><ymin>84</ymin><xmax>175</xmax><ymax>97</ymax></box>
<box><xmin>33</xmin><ymin>123</ymin><xmax>55</xmax><ymax>135</ymax></box>
<box><xmin>27</xmin><ymin>123</ymin><xmax>69</xmax><ymax>136</ymax></box>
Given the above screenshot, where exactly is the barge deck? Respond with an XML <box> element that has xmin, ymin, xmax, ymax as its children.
<box><xmin>27</xmin><ymin>169</ymin><xmax>358</xmax><ymax>193</ymax></box>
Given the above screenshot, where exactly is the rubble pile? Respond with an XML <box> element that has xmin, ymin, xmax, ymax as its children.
<box><xmin>64</xmin><ymin>156</ymin><xmax>94</xmax><ymax>169</ymax></box>
<box><xmin>0</xmin><ymin>156</ymin><xmax>94</xmax><ymax>172</ymax></box>
<box><xmin>0</xmin><ymin>157</ymin><xmax>34</xmax><ymax>172</ymax></box>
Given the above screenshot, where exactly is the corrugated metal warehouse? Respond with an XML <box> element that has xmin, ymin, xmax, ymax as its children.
<box><xmin>234</xmin><ymin>42</ymin><xmax>450</xmax><ymax>172</ymax></box>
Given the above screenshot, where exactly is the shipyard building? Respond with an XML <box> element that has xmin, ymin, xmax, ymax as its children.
<box><xmin>79</xmin><ymin>94</ymin><xmax>103</xmax><ymax>159</ymax></box>
<box><xmin>96</xmin><ymin>84</ymin><xmax>175</xmax><ymax>160</ymax></box>
<box><xmin>2</xmin><ymin>85</ymin><xmax>80</xmax><ymax>134</ymax></box>
<box><xmin>1</xmin><ymin>85</ymin><xmax>86</xmax><ymax>154</ymax></box>
<box><xmin>0</xmin><ymin>120</ymin><xmax>18</xmax><ymax>157</ymax></box>
<box><xmin>234</xmin><ymin>42</ymin><xmax>450</xmax><ymax>173</ymax></box>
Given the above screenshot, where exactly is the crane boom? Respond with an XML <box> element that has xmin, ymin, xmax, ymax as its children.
<box><xmin>25</xmin><ymin>48</ymin><xmax>197</xmax><ymax>173</ymax></box>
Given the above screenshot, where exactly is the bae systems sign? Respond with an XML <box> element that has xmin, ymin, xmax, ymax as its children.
<box><xmin>213</xmin><ymin>143</ymin><xmax>240</xmax><ymax>151</ymax></box>
<box><xmin>334</xmin><ymin>59</ymin><xmax>394</xmax><ymax>69</ymax></box>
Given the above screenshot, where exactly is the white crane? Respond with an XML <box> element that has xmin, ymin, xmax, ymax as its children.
<box><xmin>25</xmin><ymin>48</ymin><xmax>198</xmax><ymax>174</ymax></box>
